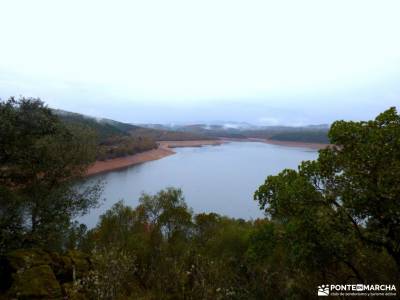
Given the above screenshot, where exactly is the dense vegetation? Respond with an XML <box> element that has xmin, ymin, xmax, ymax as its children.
<box><xmin>130</xmin><ymin>127</ymin><xmax>212</xmax><ymax>142</ymax></box>
<box><xmin>96</xmin><ymin>136</ymin><xmax>157</xmax><ymax>161</ymax></box>
<box><xmin>54</xmin><ymin>110</ymin><xmax>141</xmax><ymax>141</ymax></box>
<box><xmin>0</xmin><ymin>98</ymin><xmax>399</xmax><ymax>299</ymax></box>
<box><xmin>268</xmin><ymin>129</ymin><xmax>329</xmax><ymax>143</ymax></box>
<box><xmin>0</xmin><ymin>97</ymin><xmax>102</xmax><ymax>253</ymax></box>
<box><xmin>57</xmin><ymin>109</ymin><xmax>212</xmax><ymax>160</ymax></box>
<box><xmin>56</xmin><ymin>110</ymin><xmax>158</xmax><ymax>160</ymax></box>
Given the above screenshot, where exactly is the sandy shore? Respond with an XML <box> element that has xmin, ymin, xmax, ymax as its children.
<box><xmin>247</xmin><ymin>138</ymin><xmax>329</xmax><ymax>150</ymax></box>
<box><xmin>86</xmin><ymin>140</ymin><xmax>223</xmax><ymax>176</ymax></box>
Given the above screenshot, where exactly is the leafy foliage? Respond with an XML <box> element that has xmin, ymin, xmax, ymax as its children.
<box><xmin>254</xmin><ymin>107</ymin><xmax>400</xmax><ymax>294</ymax></box>
<box><xmin>0</xmin><ymin>97</ymin><xmax>101</xmax><ymax>253</ymax></box>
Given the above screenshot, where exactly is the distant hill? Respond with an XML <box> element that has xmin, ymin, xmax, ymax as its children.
<box><xmin>129</xmin><ymin>127</ymin><xmax>213</xmax><ymax>141</ymax></box>
<box><xmin>141</xmin><ymin>122</ymin><xmax>330</xmax><ymax>144</ymax></box>
<box><xmin>54</xmin><ymin>110</ymin><xmax>215</xmax><ymax>161</ymax></box>
<box><xmin>269</xmin><ymin>130</ymin><xmax>329</xmax><ymax>143</ymax></box>
<box><xmin>55</xmin><ymin>110</ymin><xmax>329</xmax><ymax>146</ymax></box>
<box><xmin>54</xmin><ymin>109</ymin><xmax>213</xmax><ymax>143</ymax></box>
<box><xmin>53</xmin><ymin>110</ymin><xmax>140</xmax><ymax>141</ymax></box>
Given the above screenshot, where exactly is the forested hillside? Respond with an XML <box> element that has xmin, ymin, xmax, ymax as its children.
<box><xmin>55</xmin><ymin>109</ymin><xmax>213</xmax><ymax>160</ymax></box>
<box><xmin>129</xmin><ymin>127</ymin><xmax>212</xmax><ymax>141</ymax></box>
<box><xmin>54</xmin><ymin>109</ymin><xmax>140</xmax><ymax>141</ymax></box>
<box><xmin>268</xmin><ymin>129</ymin><xmax>329</xmax><ymax>143</ymax></box>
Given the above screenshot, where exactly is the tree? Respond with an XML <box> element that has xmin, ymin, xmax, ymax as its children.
<box><xmin>0</xmin><ymin>97</ymin><xmax>101</xmax><ymax>253</ymax></box>
<box><xmin>83</xmin><ymin>190</ymin><xmax>259</xmax><ymax>299</ymax></box>
<box><xmin>138</xmin><ymin>188</ymin><xmax>193</xmax><ymax>241</ymax></box>
<box><xmin>254</xmin><ymin>107</ymin><xmax>400</xmax><ymax>281</ymax></box>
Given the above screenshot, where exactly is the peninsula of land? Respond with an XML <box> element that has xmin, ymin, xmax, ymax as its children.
<box><xmin>86</xmin><ymin>140</ymin><xmax>224</xmax><ymax>176</ymax></box>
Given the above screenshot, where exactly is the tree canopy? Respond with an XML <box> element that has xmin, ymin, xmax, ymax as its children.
<box><xmin>255</xmin><ymin>107</ymin><xmax>400</xmax><ymax>287</ymax></box>
<box><xmin>0</xmin><ymin>97</ymin><xmax>101</xmax><ymax>253</ymax></box>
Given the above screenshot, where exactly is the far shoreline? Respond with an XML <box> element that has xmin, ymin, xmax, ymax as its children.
<box><xmin>86</xmin><ymin>140</ymin><xmax>225</xmax><ymax>176</ymax></box>
<box><xmin>86</xmin><ymin>138</ymin><xmax>329</xmax><ymax>176</ymax></box>
<box><xmin>246</xmin><ymin>138</ymin><xmax>330</xmax><ymax>150</ymax></box>
<box><xmin>220</xmin><ymin>137</ymin><xmax>329</xmax><ymax>149</ymax></box>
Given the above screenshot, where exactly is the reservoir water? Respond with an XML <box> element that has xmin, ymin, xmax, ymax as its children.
<box><xmin>81</xmin><ymin>141</ymin><xmax>318</xmax><ymax>227</ymax></box>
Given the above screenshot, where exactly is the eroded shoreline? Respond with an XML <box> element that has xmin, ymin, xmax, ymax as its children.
<box><xmin>86</xmin><ymin>140</ymin><xmax>224</xmax><ymax>176</ymax></box>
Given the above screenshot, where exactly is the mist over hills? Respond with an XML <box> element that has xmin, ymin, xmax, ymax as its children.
<box><xmin>53</xmin><ymin>109</ymin><xmax>329</xmax><ymax>144</ymax></box>
<box><xmin>138</xmin><ymin>121</ymin><xmax>330</xmax><ymax>131</ymax></box>
<box><xmin>138</xmin><ymin>121</ymin><xmax>329</xmax><ymax>143</ymax></box>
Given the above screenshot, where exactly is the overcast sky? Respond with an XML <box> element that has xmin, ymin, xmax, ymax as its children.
<box><xmin>1</xmin><ymin>0</ymin><xmax>399</xmax><ymax>125</ymax></box>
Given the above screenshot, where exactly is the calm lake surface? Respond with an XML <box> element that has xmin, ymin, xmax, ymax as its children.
<box><xmin>81</xmin><ymin>141</ymin><xmax>318</xmax><ymax>227</ymax></box>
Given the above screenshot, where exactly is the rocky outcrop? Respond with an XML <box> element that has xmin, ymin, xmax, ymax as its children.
<box><xmin>0</xmin><ymin>249</ymin><xmax>92</xmax><ymax>299</ymax></box>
